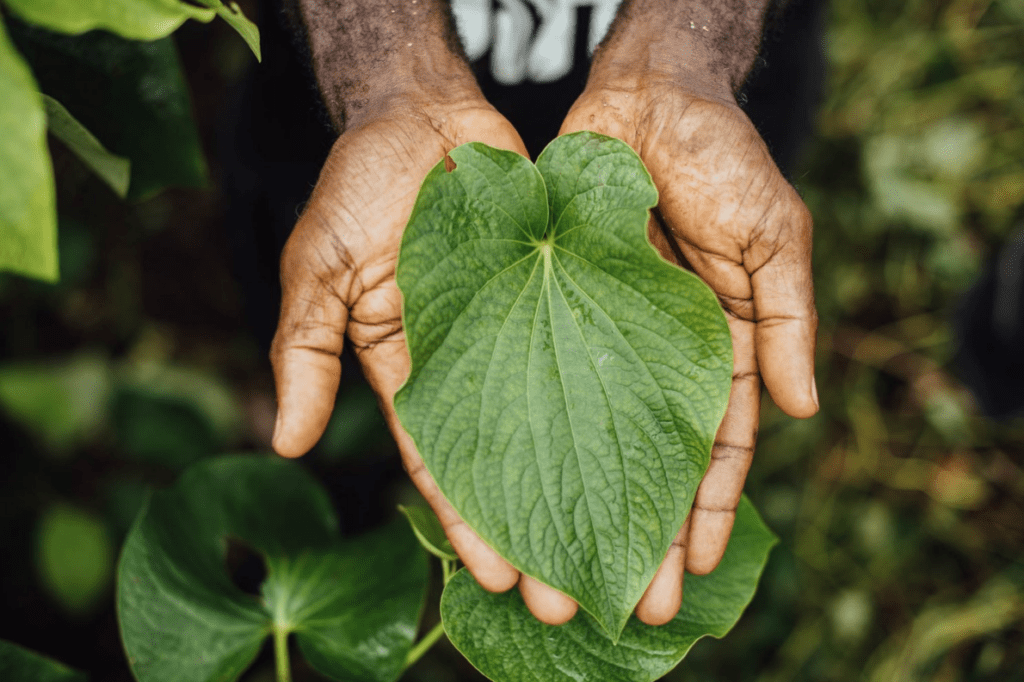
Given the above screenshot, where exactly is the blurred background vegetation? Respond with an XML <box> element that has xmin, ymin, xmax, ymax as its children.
<box><xmin>1</xmin><ymin>0</ymin><xmax>1022</xmax><ymax>680</ymax></box>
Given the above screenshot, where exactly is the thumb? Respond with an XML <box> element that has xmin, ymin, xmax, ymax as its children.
<box><xmin>270</xmin><ymin>227</ymin><xmax>353</xmax><ymax>458</ymax></box>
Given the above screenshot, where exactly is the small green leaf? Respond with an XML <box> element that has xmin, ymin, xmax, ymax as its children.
<box><xmin>0</xmin><ymin>640</ymin><xmax>87</xmax><ymax>682</ymax></box>
<box><xmin>395</xmin><ymin>132</ymin><xmax>733</xmax><ymax>638</ymax></box>
<box><xmin>9</xmin><ymin>22</ymin><xmax>207</xmax><ymax>200</ymax></box>
<box><xmin>3</xmin><ymin>0</ymin><xmax>215</xmax><ymax>41</ymax></box>
<box><xmin>441</xmin><ymin>496</ymin><xmax>777</xmax><ymax>682</ymax></box>
<box><xmin>36</xmin><ymin>504</ymin><xmax>114</xmax><ymax>616</ymax></box>
<box><xmin>42</xmin><ymin>95</ymin><xmax>130</xmax><ymax>198</ymax></box>
<box><xmin>0</xmin><ymin>15</ymin><xmax>57</xmax><ymax>282</ymax></box>
<box><xmin>201</xmin><ymin>0</ymin><xmax>262</xmax><ymax>62</ymax></box>
<box><xmin>0</xmin><ymin>354</ymin><xmax>112</xmax><ymax>454</ymax></box>
<box><xmin>399</xmin><ymin>505</ymin><xmax>458</xmax><ymax>562</ymax></box>
<box><xmin>117</xmin><ymin>455</ymin><xmax>429</xmax><ymax>682</ymax></box>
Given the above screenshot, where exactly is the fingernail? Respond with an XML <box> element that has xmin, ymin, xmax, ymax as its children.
<box><xmin>811</xmin><ymin>376</ymin><xmax>819</xmax><ymax>410</ymax></box>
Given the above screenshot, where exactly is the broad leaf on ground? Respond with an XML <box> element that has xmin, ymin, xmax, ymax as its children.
<box><xmin>395</xmin><ymin>132</ymin><xmax>733</xmax><ymax>638</ymax></box>
<box><xmin>0</xmin><ymin>640</ymin><xmax>87</xmax><ymax>682</ymax></box>
<box><xmin>43</xmin><ymin>95</ymin><xmax>130</xmax><ymax>198</ymax></box>
<box><xmin>118</xmin><ymin>456</ymin><xmax>429</xmax><ymax>682</ymax></box>
<box><xmin>9</xmin><ymin>21</ymin><xmax>206</xmax><ymax>200</ymax></box>
<box><xmin>3</xmin><ymin>0</ymin><xmax>261</xmax><ymax>60</ymax></box>
<box><xmin>441</xmin><ymin>496</ymin><xmax>776</xmax><ymax>682</ymax></box>
<box><xmin>0</xmin><ymin>15</ymin><xmax>56</xmax><ymax>282</ymax></box>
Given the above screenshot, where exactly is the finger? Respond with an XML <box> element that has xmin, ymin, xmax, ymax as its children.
<box><xmin>270</xmin><ymin>227</ymin><xmax>351</xmax><ymax>458</ymax></box>
<box><xmin>687</xmin><ymin>313</ymin><xmax>759</xmax><ymax>574</ymax></box>
<box><xmin>363</xmin><ymin>339</ymin><xmax>520</xmax><ymax>593</ymax></box>
<box><xmin>519</xmin><ymin>574</ymin><xmax>578</xmax><ymax>625</ymax></box>
<box><xmin>635</xmin><ymin>515</ymin><xmax>690</xmax><ymax>626</ymax></box>
<box><xmin>748</xmin><ymin>200</ymin><xmax>818</xmax><ymax>418</ymax></box>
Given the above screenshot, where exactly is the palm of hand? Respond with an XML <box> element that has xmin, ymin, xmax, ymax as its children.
<box><xmin>272</xmin><ymin>103</ymin><xmax>586</xmax><ymax>624</ymax></box>
<box><xmin>560</xmin><ymin>83</ymin><xmax>817</xmax><ymax>623</ymax></box>
<box><xmin>272</xmin><ymin>104</ymin><xmax>528</xmax><ymax>456</ymax></box>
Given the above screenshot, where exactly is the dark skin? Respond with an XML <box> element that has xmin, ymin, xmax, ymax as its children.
<box><xmin>272</xmin><ymin>0</ymin><xmax>818</xmax><ymax>627</ymax></box>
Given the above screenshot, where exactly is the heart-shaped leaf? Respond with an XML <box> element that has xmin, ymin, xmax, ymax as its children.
<box><xmin>395</xmin><ymin>132</ymin><xmax>733</xmax><ymax>638</ymax></box>
<box><xmin>441</xmin><ymin>496</ymin><xmax>776</xmax><ymax>682</ymax></box>
<box><xmin>117</xmin><ymin>455</ymin><xmax>429</xmax><ymax>682</ymax></box>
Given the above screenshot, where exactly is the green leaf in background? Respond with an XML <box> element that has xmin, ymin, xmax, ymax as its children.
<box><xmin>0</xmin><ymin>640</ymin><xmax>87</xmax><ymax>682</ymax></box>
<box><xmin>42</xmin><ymin>95</ymin><xmax>130</xmax><ymax>198</ymax></box>
<box><xmin>199</xmin><ymin>0</ymin><xmax>262</xmax><ymax>61</ymax></box>
<box><xmin>441</xmin><ymin>496</ymin><xmax>777</xmax><ymax>682</ymax></box>
<box><xmin>394</xmin><ymin>132</ymin><xmax>733</xmax><ymax>638</ymax></box>
<box><xmin>0</xmin><ymin>354</ymin><xmax>112</xmax><ymax>455</ymax></box>
<box><xmin>399</xmin><ymin>505</ymin><xmax>458</xmax><ymax>562</ymax></box>
<box><xmin>35</xmin><ymin>504</ymin><xmax>114</xmax><ymax>617</ymax></box>
<box><xmin>2</xmin><ymin>0</ymin><xmax>215</xmax><ymax>40</ymax></box>
<box><xmin>8</xmin><ymin>21</ymin><xmax>207</xmax><ymax>200</ymax></box>
<box><xmin>118</xmin><ymin>456</ymin><xmax>429</xmax><ymax>682</ymax></box>
<box><xmin>111</xmin><ymin>388</ymin><xmax>219</xmax><ymax>469</ymax></box>
<box><xmin>0</xmin><ymin>15</ymin><xmax>57</xmax><ymax>282</ymax></box>
<box><xmin>2</xmin><ymin>0</ymin><xmax>262</xmax><ymax>59</ymax></box>
<box><xmin>318</xmin><ymin>382</ymin><xmax>390</xmax><ymax>461</ymax></box>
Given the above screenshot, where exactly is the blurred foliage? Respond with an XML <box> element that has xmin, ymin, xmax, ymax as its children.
<box><xmin>1</xmin><ymin>0</ymin><xmax>1023</xmax><ymax>679</ymax></box>
<box><xmin>35</xmin><ymin>503</ymin><xmax>113</xmax><ymax>618</ymax></box>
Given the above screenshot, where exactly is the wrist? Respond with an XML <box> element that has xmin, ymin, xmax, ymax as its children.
<box><xmin>341</xmin><ymin>56</ymin><xmax>482</xmax><ymax>131</ymax></box>
<box><xmin>587</xmin><ymin>0</ymin><xmax>770</xmax><ymax>101</ymax></box>
<box><xmin>298</xmin><ymin>0</ymin><xmax>481</xmax><ymax>131</ymax></box>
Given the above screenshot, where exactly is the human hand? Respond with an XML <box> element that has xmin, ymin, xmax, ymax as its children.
<box><xmin>269</xmin><ymin>94</ymin><xmax>582</xmax><ymax>626</ymax></box>
<box><xmin>559</xmin><ymin>73</ymin><xmax>818</xmax><ymax>625</ymax></box>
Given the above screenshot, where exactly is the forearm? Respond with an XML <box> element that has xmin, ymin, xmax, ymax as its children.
<box><xmin>592</xmin><ymin>0</ymin><xmax>775</xmax><ymax>97</ymax></box>
<box><xmin>293</xmin><ymin>0</ymin><xmax>479</xmax><ymax>130</ymax></box>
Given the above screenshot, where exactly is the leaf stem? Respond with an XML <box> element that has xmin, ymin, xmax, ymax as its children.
<box><xmin>274</xmin><ymin>627</ymin><xmax>292</xmax><ymax>682</ymax></box>
<box><xmin>441</xmin><ymin>558</ymin><xmax>453</xmax><ymax>585</ymax></box>
<box><xmin>404</xmin><ymin>621</ymin><xmax>446</xmax><ymax>669</ymax></box>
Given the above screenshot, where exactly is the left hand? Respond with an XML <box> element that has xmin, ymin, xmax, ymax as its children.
<box><xmin>559</xmin><ymin>75</ymin><xmax>818</xmax><ymax>625</ymax></box>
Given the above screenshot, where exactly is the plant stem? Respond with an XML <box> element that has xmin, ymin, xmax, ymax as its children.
<box><xmin>404</xmin><ymin>621</ymin><xmax>446</xmax><ymax>669</ymax></box>
<box><xmin>274</xmin><ymin>627</ymin><xmax>292</xmax><ymax>682</ymax></box>
<box><xmin>441</xmin><ymin>558</ymin><xmax>453</xmax><ymax>585</ymax></box>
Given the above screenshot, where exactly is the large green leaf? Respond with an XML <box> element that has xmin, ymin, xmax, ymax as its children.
<box><xmin>118</xmin><ymin>456</ymin><xmax>429</xmax><ymax>682</ymax></box>
<box><xmin>394</xmin><ymin>132</ymin><xmax>733</xmax><ymax>638</ymax></box>
<box><xmin>8</xmin><ymin>21</ymin><xmax>206</xmax><ymax>200</ymax></box>
<box><xmin>441</xmin><ymin>496</ymin><xmax>777</xmax><ymax>682</ymax></box>
<box><xmin>0</xmin><ymin>640</ymin><xmax>87</xmax><ymax>682</ymax></box>
<box><xmin>0</xmin><ymin>15</ymin><xmax>56</xmax><ymax>282</ymax></box>
<box><xmin>3</xmin><ymin>0</ymin><xmax>261</xmax><ymax>60</ymax></box>
<box><xmin>43</xmin><ymin>95</ymin><xmax>130</xmax><ymax>198</ymax></box>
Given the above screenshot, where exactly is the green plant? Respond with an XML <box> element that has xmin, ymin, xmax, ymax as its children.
<box><xmin>0</xmin><ymin>0</ymin><xmax>260</xmax><ymax>282</ymax></box>
<box><xmin>108</xmin><ymin>135</ymin><xmax>771</xmax><ymax>682</ymax></box>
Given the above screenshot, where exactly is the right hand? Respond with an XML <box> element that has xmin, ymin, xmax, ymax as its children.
<box><xmin>269</xmin><ymin>94</ymin><xmax>580</xmax><ymax>626</ymax></box>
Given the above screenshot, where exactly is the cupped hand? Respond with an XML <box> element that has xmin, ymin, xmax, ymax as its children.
<box><xmin>270</xmin><ymin>96</ymin><xmax>579</xmax><ymax>626</ymax></box>
<box><xmin>560</xmin><ymin>79</ymin><xmax>818</xmax><ymax>625</ymax></box>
